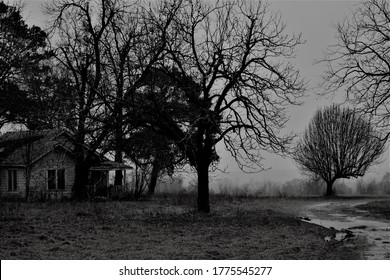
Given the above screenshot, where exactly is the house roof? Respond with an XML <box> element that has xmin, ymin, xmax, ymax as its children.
<box><xmin>0</xmin><ymin>129</ymin><xmax>75</xmax><ymax>167</ymax></box>
<box><xmin>0</xmin><ymin>129</ymin><xmax>131</xmax><ymax>170</ymax></box>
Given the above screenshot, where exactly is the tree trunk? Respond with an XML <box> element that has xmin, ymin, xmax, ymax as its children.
<box><xmin>148</xmin><ymin>159</ymin><xmax>159</xmax><ymax>195</ymax></box>
<box><xmin>24</xmin><ymin>139</ymin><xmax>33</xmax><ymax>201</ymax></box>
<box><xmin>25</xmin><ymin>168</ymin><xmax>31</xmax><ymax>202</ymax></box>
<box><xmin>73</xmin><ymin>157</ymin><xmax>89</xmax><ymax>200</ymax></box>
<box><xmin>73</xmin><ymin>111</ymin><xmax>89</xmax><ymax>200</ymax></box>
<box><xmin>197</xmin><ymin>161</ymin><xmax>210</xmax><ymax>213</ymax></box>
<box><xmin>114</xmin><ymin>79</ymin><xmax>124</xmax><ymax>186</ymax></box>
<box><xmin>114</xmin><ymin>150</ymin><xmax>123</xmax><ymax>185</ymax></box>
<box><xmin>325</xmin><ymin>180</ymin><xmax>334</xmax><ymax>196</ymax></box>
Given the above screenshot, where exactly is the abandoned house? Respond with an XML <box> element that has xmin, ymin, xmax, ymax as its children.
<box><xmin>0</xmin><ymin>129</ymin><xmax>131</xmax><ymax>200</ymax></box>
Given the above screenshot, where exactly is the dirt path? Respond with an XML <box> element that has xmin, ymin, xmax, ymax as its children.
<box><xmin>299</xmin><ymin>198</ymin><xmax>390</xmax><ymax>259</ymax></box>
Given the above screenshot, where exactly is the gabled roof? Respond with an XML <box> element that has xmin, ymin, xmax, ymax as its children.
<box><xmin>0</xmin><ymin>129</ymin><xmax>131</xmax><ymax>170</ymax></box>
<box><xmin>0</xmin><ymin>129</ymin><xmax>78</xmax><ymax>167</ymax></box>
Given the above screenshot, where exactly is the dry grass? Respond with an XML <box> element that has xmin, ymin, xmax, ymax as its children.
<box><xmin>0</xmin><ymin>196</ymin><xmax>368</xmax><ymax>259</ymax></box>
<box><xmin>355</xmin><ymin>199</ymin><xmax>390</xmax><ymax>220</ymax></box>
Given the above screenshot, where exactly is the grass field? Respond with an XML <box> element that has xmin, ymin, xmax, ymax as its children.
<box><xmin>356</xmin><ymin>200</ymin><xmax>390</xmax><ymax>219</ymax></box>
<box><xmin>0</xmin><ymin>195</ymin><xmax>369</xmax><ymax>259</ymax></box>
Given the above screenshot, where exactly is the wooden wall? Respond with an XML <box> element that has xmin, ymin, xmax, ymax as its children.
<box><xmin>0</xmin><ymin>149</ymin><xmax>75</xmax><ymax>200</ymax></box>
<box><xmin>0</xmin><ymin>168</ymin><xmax>26</xmax><ymax>199</ymax></box>
<box><xmin>29</xmin><ymin>149</ymin><xmax>75</xmax><ymax>200</ymax></box>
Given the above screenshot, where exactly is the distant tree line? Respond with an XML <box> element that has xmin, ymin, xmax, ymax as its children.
<box><xmin>215</xmin><ymin>173</ymin><xmax>390</xmax><ymax>197</ymax></box>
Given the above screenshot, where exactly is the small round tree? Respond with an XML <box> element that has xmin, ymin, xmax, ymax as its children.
<box><xmin>294</xmin><ymin>104</ymin><xmax>386</xmax><ymax>196</ymax></box>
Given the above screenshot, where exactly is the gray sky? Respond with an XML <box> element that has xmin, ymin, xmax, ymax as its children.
<box><xmin>216</xmin><ymin>0</ymin><xmax>389</xmax><ymax>185</ymax></box>
<box><xmin>8</xmin><ymin>0</ymin><xmax>390</xmax><ymax>185</ymax></box>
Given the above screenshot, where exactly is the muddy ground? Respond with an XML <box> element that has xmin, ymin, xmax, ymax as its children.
<box><xmin>298</xmin><ymin>197</ymin><xmax>390</xmax><ymax>259</ymax></box>
<box><xmin>0</xmin><ymin>195</ymin><xmax>379</xmax><ymax>259</ymax></box>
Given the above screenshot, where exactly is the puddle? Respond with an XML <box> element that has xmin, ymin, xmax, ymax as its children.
<box><xmin>324</xmin><ymin>232</ymin><xmax>351</xmax><ymax>242</ymax></box>
<box><xmin>301</xmin><ymin>199</ymin><xmax>390</xmax><ymax>259</ymax></box>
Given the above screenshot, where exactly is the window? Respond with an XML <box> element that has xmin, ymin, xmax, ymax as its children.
<box><xmin>48</xmin><ymin>169</ymin><xmax>65</xmax><ymax>190</ymax></box>
<box><xmin>48</xmin><ymin>170</ymin><xmax>56</xmax><ymax>190</ymax></box>
<box><xmin>7</xmin><ymin>170</ymin><xmax>17</xmax><ymax>191</ymax></box>
<box><xmin>57</xmin><ymin>169</ymin><xmax>65</xmax><ymax>190</ymax></box>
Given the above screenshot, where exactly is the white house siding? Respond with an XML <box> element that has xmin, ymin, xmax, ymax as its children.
<box><xmin>29</xmin><ymin>150</ymin><xmax>75</xmax><ymax>200</ymax></box>
<box><xmin>0</xmin><ymin>168</ymin><xmax>26</xmax><ymax>199</ymax></box>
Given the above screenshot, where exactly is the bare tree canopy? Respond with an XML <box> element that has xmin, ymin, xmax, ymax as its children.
<box><xmin>294</xmin><ymin>104</ymin><xmax>386</xmax><ymax>196</ymax></box>
<box><xmin>45</xmin><ymin>0</ymin><xmax>129</xmax><ymax>199</ymax></box>
<box><xmin>126</xmin><ymin>0</ymin><xmax>305</xmax><ymax>212</ymax></box>
<box><xmin>322</xmin><ymin>0</ymin><xmax>390</xmax><ymax>136</ymax></box>
<box><xmin>44</xmin><ymin>0</ymin><xmax>181</xmax><ymax>199</ymax></box>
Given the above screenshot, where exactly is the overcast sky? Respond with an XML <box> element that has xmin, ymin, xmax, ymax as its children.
<box><xmin>219</xmin><ymin>0</ymin><xmax>389</xmax><ymax>185</ymax></box>
<box><xmin>8</xmin><ymin>0</ymin><xmax>390</xmax><ymax>186</ymax></box>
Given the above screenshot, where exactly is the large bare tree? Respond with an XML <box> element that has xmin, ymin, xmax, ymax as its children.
<box><xmin>126</xmin><ymin>0</ymin><xmax>305</xmax><ymax>212</ymax></box>
<box><xmin>294</xmin><ymin>105</ymin><xmax>386</xmax><ymax>196</ymax></box>
<box><xmin>100</xmin><ymin>0</ymin><xmax>179</xmax><ymax>186</ymax></box>
<box><xmin>46</xmin><ymin>0</ymin><xmax>181</xmax><ymax>199</ymax></box>
<box><xmin>45</xmin><ymin>0</ymin><xmax>123</xmax><ymax>199</ymax></box>
<box><xmin>322</xmin><ymin>0</ymin><xmax>390</xmax><ymax>137</ymax></box>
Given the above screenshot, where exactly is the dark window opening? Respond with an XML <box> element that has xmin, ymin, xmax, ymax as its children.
<box><xmin>48</xmin><ymin>169</ymin><xmax>65</xmax><ymax>190</ymax></box>
<box><xmin>57</xmin><ymin>169</ymin><xmax>65</xmax><ymax>190</ymax></box>
<box><xmin>48</xmin><ymin>170</ymin><xmax>56</xmax><ymax>190</ymax></box>
<box><xmin>7</xmin><ymin>170</ymin><xmax>17</xmax><ymax>191</ymax></box>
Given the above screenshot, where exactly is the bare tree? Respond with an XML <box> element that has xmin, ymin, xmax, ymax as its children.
<box><xmin>100</xmin><ymin>2</ymin><xmax>139</xmax><ymax>186</ymax></box>
<box><xmin>294</xmin><ymin>104</ymin><xmax>386</xmax><ymax>196</ymax></box>
<box><xmin>45</xmin><ymin>0</ymin><xmax>128</xmax><ymax>199</ymax></box>
<box><xmin>99</xmin><ymin>0</ymin><xmax>178</xmax><ymax>186</ymax></box>
<box><xmin>126</xmin><ymin>0</ymin><xmax>305</xmax><ymax>212</ymax></box>
<box><xmin>45</xmin><ymin>0</ymin><xmax>181</xmax><ymax>200</ymax></box>
<box><xmin>322</xmin><ymin>0</ymin><xmax>390</xmax><ymax>137</ymax></box>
